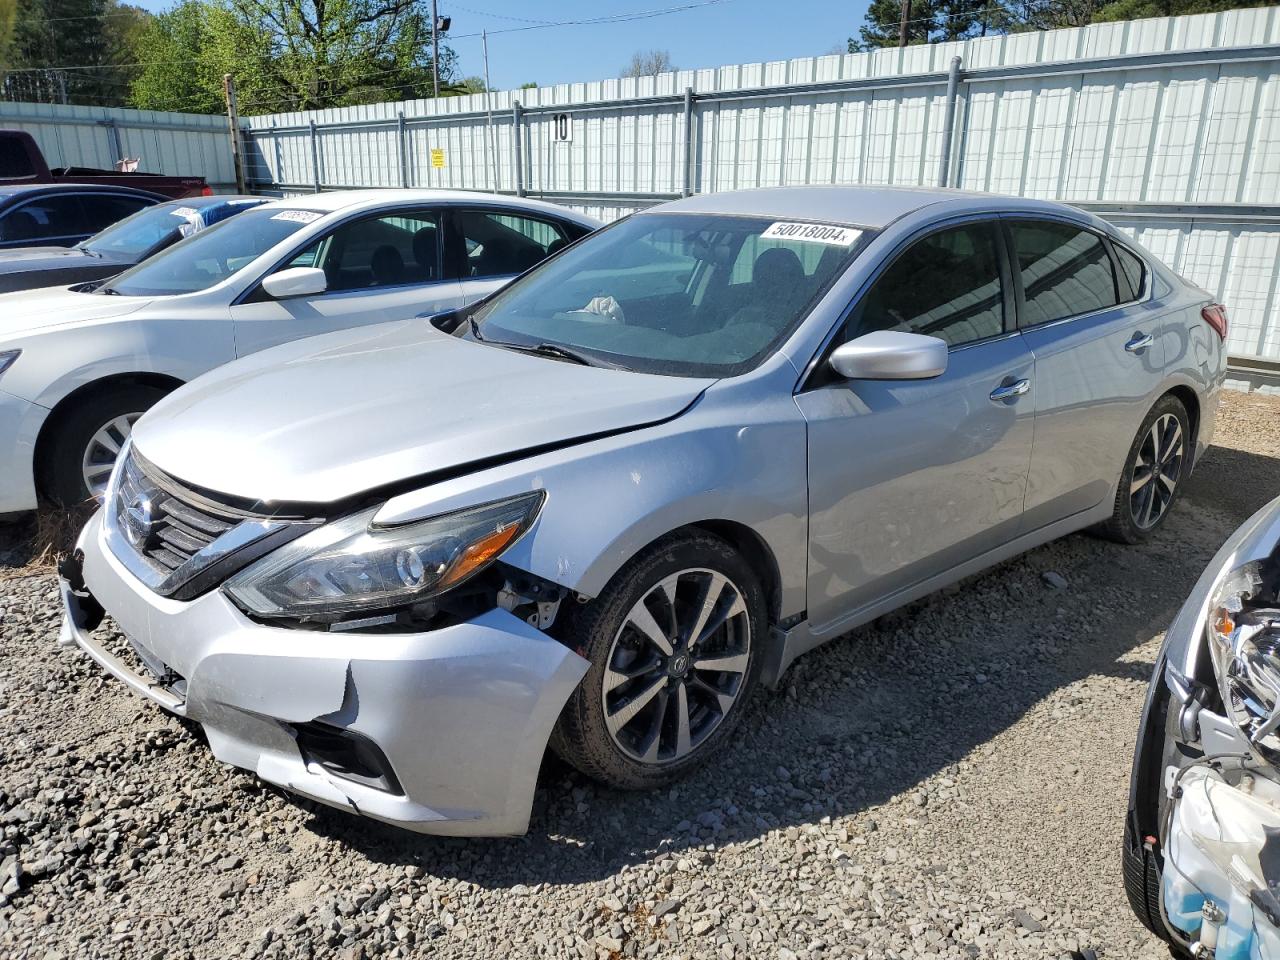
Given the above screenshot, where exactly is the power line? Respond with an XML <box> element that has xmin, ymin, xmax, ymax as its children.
<box><xmin>5</xmin><ymin>0</ymin><xmax>740</xmax><ymax>73</ymax></box>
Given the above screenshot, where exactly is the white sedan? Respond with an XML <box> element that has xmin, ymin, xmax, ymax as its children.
<box><xmin>0</xmin><ymin>190</ymin><xmax>599</xmax><ymax>511</ymax></box>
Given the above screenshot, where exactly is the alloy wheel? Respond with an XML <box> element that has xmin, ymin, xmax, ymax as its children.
<box><xmin>601</xmin><ymin>567</ymin><xmax>752</xmax><ymax>765</ymax></box>
<box><xmin>81</xmin><ymin>413</ymin><xmax>142</xmax><ymax>502</ymax></box>
<box><xmin>1129</xmin><ymin>412</ymin><xmax>1184</xmax><ymax>530</ymax></box>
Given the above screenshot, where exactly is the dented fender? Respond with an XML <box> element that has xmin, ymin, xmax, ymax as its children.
<box><xmin>374</xmin><ymin>377</ymin><xmax>811</xmax><ymax>617</ymax></box>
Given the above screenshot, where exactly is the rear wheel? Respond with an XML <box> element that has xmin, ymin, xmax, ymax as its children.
<box><xmin>1097</xmin><ymin>395</ymin><xmax>1190</xmax><ymax>544</ymax></box>
<box><xmin>39</xmin><ymin>384</ymin><xmax>170</xmax><ymax>507</ymax></box>
<box><xmin>550</xmin><ymin>531</ymin><xmax>765</xmax><ymax>790</ymax></box>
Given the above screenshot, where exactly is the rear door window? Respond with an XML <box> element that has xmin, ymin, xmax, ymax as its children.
<box><xmin>1113</xmin><ymin>243</ymin><xmax>1146</xmax><ymax>301</ymax></box>
<box><xmin>453</xmin><ymin>209</ymin><xmax>572</xmax><ymax>279</ymax></box>
<box><xmin>1008</xmin><ymin>221</ymin><xmax>1120</xmax><ymax>325</ymax></box>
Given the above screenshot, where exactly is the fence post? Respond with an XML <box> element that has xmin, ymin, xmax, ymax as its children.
<box><xmin>223</xmin><ymin>74</ymin><xmax>247</xmax><ymax>194</ymax></box>
<box><xmin>937</xmin><ymin>56</ymin><xmax>962</xmax><ymax>188</ymax></box>
<box><xmin>309</xmin><ymin>119</ymin><xmax>322</xmax><ymax>194</ymax></box>
<box><xmin>682</xmin><ymin>86</ymin><xmax>695</xmax><ymax>197</ymax></box>
<box><xmin>398</xmin><ymin>111</ymin><xmax>408</xmax><ymax>188</ymax></box>
<box><xmin>513</xmin><ymin>100</ymin><xmax>525</xmax><ymax>197</ymax></box>
<box><xmin>101</xmin><ymin>119</ymin><xmax>124</xmax><ymax>167</ymax></box>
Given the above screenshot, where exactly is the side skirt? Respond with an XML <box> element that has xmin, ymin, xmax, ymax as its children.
<box><xmin>762</xmin><ymin>502</ymin><xmax>1112</xmax><ymax>686</ymax></box>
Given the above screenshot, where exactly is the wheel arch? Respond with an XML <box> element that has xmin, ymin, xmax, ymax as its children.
<box><xmin>33</xmin><ymin>372</ymin><xmax>183</xmax><ymax>493</ymax></box>
<box><xmin>1163</xmin><ymin>383</ymin><xmax>1201</xmax><ymax>454</ymax></box>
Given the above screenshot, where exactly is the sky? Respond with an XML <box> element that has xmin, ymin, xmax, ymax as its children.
<box><xmin>129</xmin><ymin>0</ymin><xmax>874</xmax><ymax>91</ymax></box>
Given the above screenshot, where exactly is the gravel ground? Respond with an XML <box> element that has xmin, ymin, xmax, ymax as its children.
<box><xmin>0</xmin><ymin>388</ymin><xmax>1278</xmax><ymax>960</ymax></box>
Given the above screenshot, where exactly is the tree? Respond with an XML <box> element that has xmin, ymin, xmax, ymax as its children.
<box><xmin>850</xmin><ymin>0</ymin><xmax>1015</xmax><ymax>50</ymax></box>
<box><xmin>622</xmin><ymin>49</ymin><xmax>674</xmax><ymax>77</ymax></box>
<box><xmin>130</xmin><ymin>0</ymin><xmax>456</xmax><ymax>114</ymax></box>
<box><xmin>848</xmin><ymin>0</ymin><xmax>1269</xmax><ymax>45</ymax></box>
<box><xmin>5</xmin><ymin>0</ymin><xmax>148</xmax><ymax>105</ymax></box>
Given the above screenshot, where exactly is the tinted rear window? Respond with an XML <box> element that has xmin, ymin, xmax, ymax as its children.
<box><xmin>1009</xmin><ymin>221</ymin><xmax>1119</xmax><ymax>325</ymax></box>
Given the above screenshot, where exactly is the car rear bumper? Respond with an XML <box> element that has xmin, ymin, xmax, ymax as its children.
<box><xmin>0</xmin><ymin>388</ymin><xmax>45</xmax><ymax>514</ymax></box>
<box><xmin>61</xmin><ymin>509</ymin><xmax>589</xmax><ymax>836</ymax></box>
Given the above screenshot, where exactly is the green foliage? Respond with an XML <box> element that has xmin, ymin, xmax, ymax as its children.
<box><xmin>850</xmin><ymin>0</ymin><xmax>1270</xmax><ymax>49</ymax></box>
<box><xmin>130</xmin><ymin>0</ymin><xmax>456</xmax><ymax>113</ymax></box>
<box><xmin>6</xmin><ymin>0</ymin><xmax>148</xmax><ymax>104</ymax></box>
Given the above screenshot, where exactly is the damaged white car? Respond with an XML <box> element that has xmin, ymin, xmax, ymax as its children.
<box><xmin>1126</xmin><ymin>495</ymin><xmax>1280</xmax><ymax>959</ymax></box>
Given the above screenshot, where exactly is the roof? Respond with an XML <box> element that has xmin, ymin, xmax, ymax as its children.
<box><xmin>650</xmin><ymin>185</ymin><xmax>1022</xmax><ymax>230</ymax></box>
<box><xmin>154</xmin><ymin>194</ymin><xmax>261</xmax><ymax>209</ymax></box>
<box><xmin>0</xmin><ymin>182</ymin><xmax>168</xmax><ymax>200</ymax></box>
<box><xmin>267</xmin><ymin>189</ymin><xmax>601</xmax><ymax>225</ymax></box>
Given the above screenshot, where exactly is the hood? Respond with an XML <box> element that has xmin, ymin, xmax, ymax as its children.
<box><xmin>132</xmin><ymin>320</ymin><xmax>712</xmax><ymax>504</ymax></box>
<box><xmin>0</xmin><ymin>245</ymin><xmax>97</xmax><ymax>266</ymax></box>
<box><xmin>0</xmin><ymin>285</ymin><xmax>152</xmax><ymax>339</ymax></box>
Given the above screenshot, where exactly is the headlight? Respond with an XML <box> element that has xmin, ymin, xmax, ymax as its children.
<box><xmin>225</xmin><ymin>492</ymin><xmax>544</xmax><ymax>619</ymax></box>
<box><xmin>0</xmin><ymin>349</ymin><xmax>19</xmax><ymax>380</ymax></box>
<box><xmin>1207</xmin><ymin>555</ymin><xmax>1280</xmax><ymax>754</ymax></box>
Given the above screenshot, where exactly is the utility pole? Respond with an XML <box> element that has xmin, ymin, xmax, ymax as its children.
<box><xmin>898</xmin><ymin>0</ymin><xmax>911</xmax><ymax>46</ymax></box>
<box><xmin>482</xmin><ymin>30</ymin><xmax>498</xmax><ymax>191</ymax></box>
<box><xmin>432</xmin><ymin>0</ymin><xmax>440</xmax><ymax>98</ymax></box>
<box><xmin>223</xmin><ymin>73</ymin><xmax>246</xmax><ymax>194</ymax></box>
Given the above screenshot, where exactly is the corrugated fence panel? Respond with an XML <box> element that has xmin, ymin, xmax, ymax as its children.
<box><xmin>3</xmin><ymin>11</ymin><xmax>1279</xmax><ymax>362</ymax></box>
<box><xmin>0</xmin><ymin>101</ymin><xmax>235</xmax><ymax>188</ymax></box>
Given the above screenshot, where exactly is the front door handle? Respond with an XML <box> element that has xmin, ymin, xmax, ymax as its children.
<box><xmin>1125</xmin><ymin>332</ymin><xmax>1154</xmax><ymax>353</ymax></box>
<box><xmin>989</xmin><ymin>379</ymin><xmax>1030</xmax><ymax>403</ymax></box>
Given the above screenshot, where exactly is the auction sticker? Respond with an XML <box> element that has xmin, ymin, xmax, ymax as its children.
<box><xmin>170</xmin><ymin>206</ymin><xmax>199</xmax><ymax>219</ymax></box>
<box><xmin>270</xmin><ymin>210</ymin><xmax>324</xmax><ymax>224</ymax></box>
<box><xmin>761</xmin><ymin>221</ymin><xmax>862</xmax><ymax>246</ymax></box>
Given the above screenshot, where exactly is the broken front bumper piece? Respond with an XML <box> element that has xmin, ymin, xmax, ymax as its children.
<box><xmin>1163</xmin><ymin>765</ymin><xmax>1280</xmax><ymax>959</ymax></box>
<box><xmin>59</xmin><ymin>509</ymin><xmax>589</xmax><ymax>837</ymax></box>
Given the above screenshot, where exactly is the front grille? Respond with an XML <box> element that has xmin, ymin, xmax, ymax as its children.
<box><xmin>115</xmin><ymin>452</ymin><xmax>241</xmax><ymax>572</ymax></box>
<box><xmin>106</xmin><ymin>448</ymin><xmax>318</xmax><ymax>600</ymax></box>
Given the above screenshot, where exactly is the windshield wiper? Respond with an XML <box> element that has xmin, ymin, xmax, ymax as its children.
<box><xmin>529</xmin><ymin>342</ymin><xmax>596</xmax><ymax>366</ymax></box>
<box><xmin>469</xmin><ymin>316</ymin><xmax>485</xmax><ymax>341</ymax></box>
<box><xmin>77</xmin><ymin>245</ymin><xmax>103</xmax><ymax>259</ymax></box>
<box><xmin>98</xmin><ymin>284</ymin><xmax>121</xmax><ymax>295</ymax></box>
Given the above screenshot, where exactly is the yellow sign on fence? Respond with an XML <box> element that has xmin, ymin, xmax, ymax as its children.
<box><xmin>430</xmin><ymin>148</ymin><xmax>446</xmax><ymax>169</ymax></box>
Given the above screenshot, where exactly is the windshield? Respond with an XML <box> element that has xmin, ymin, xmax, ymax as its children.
<box><xmin>103</xmin><ymin>207</ymin><xmax>323</xmax><ymax>297</ymax></box>
<box><xmin>81</xmin><ymin>203</ymin><xmax>198</xmax><ymax>260</ymax></box>
<box><xmin>468</xmin><ymin>212</ymin><xmax>869</xmax><ymax>377</ymax></box>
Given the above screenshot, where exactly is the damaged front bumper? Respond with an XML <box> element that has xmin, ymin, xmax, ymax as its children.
<box><xmin>59</xmin><ymin>509</ymin><xmax>589</xmax><ymax>837</ymax></box>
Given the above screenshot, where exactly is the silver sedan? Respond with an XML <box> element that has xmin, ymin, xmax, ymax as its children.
<box><xmin>60</xmin><ymin>186</ymin><xmax>1227</xmax><ymax>836</ymax></box>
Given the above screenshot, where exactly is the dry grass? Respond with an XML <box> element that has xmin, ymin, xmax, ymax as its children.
<box><xmin>0</xmin><ymin>504</ymin><xmax>94</xmax><ymax>579</ymax></box>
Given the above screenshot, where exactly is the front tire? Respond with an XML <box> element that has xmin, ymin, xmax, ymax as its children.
<box><xmin>1097</xmin><ymin>395</ymin><xmax>1190</xmax><ymax>544</ymax></box>
<box><xmin>550</xmin><ymin>531</ymin><xmax>766</xmax><ymax>790</ymax></box>
<box><xmin>39</xmin><ymin>384</ymin><xmax>170</xmax><ymax>507</ymax></box>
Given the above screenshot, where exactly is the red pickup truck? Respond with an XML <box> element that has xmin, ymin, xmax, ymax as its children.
<box><xmin>0</xmin><ymin>128</ymin><xmax>210</xmax><ymax>199</ymax></box>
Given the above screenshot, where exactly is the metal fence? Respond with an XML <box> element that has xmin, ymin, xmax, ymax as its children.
<box><xmin>0</xmin><ymin>101</ymin><xmax>238</xmax><ymax>190</ymax></box>
<box><xmin>0</xmin><ymin>11</ymin><xmax>1276</xmax><ymax>364</ymax></box>
<box><xmin>239</xmin><ymin>9</ymin><xmax>1280</xmax><ymax>366</ymax></box>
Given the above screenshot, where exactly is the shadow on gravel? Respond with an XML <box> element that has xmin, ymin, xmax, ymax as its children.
<box><xmin>296</xmin><ymin>443</ymin><xmax>1279</xmax><ymax>890</ymax></box>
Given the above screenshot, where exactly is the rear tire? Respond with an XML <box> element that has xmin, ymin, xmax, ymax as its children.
<box><xmin>39</xmin><ymin>384</ymin><xmax>170</xmax><ymax>507</ymax></box>
<box><xmin>1096</xmin><ymin>394</ymin><xmax>1190</xmax><ymax>544</ymax></box>
<box><xmin>550</xmin><ymin>531</ymin><xmax>765</xmax><ymax>790</ymax></box>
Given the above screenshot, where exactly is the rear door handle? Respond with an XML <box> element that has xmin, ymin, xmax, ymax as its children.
<box><xmin>989</xmin><ymin>379</ymin><xmax>1030</xmax><ymax>403</ymax></box>
<box><xmin>1125</xmin><ymin>332</ymin><xmax>1154</xmax><ymax>353</ymax></box>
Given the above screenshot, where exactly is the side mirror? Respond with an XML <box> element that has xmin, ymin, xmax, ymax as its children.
<box><xmin>261</xmin><ymin>266</ymin><xmax>327</xmax><ymax>299</ymax></box>
<box><xmin>829</xmin><ymin>330</ymin><xmax>948</xmax><ymax>381</ymax></box>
